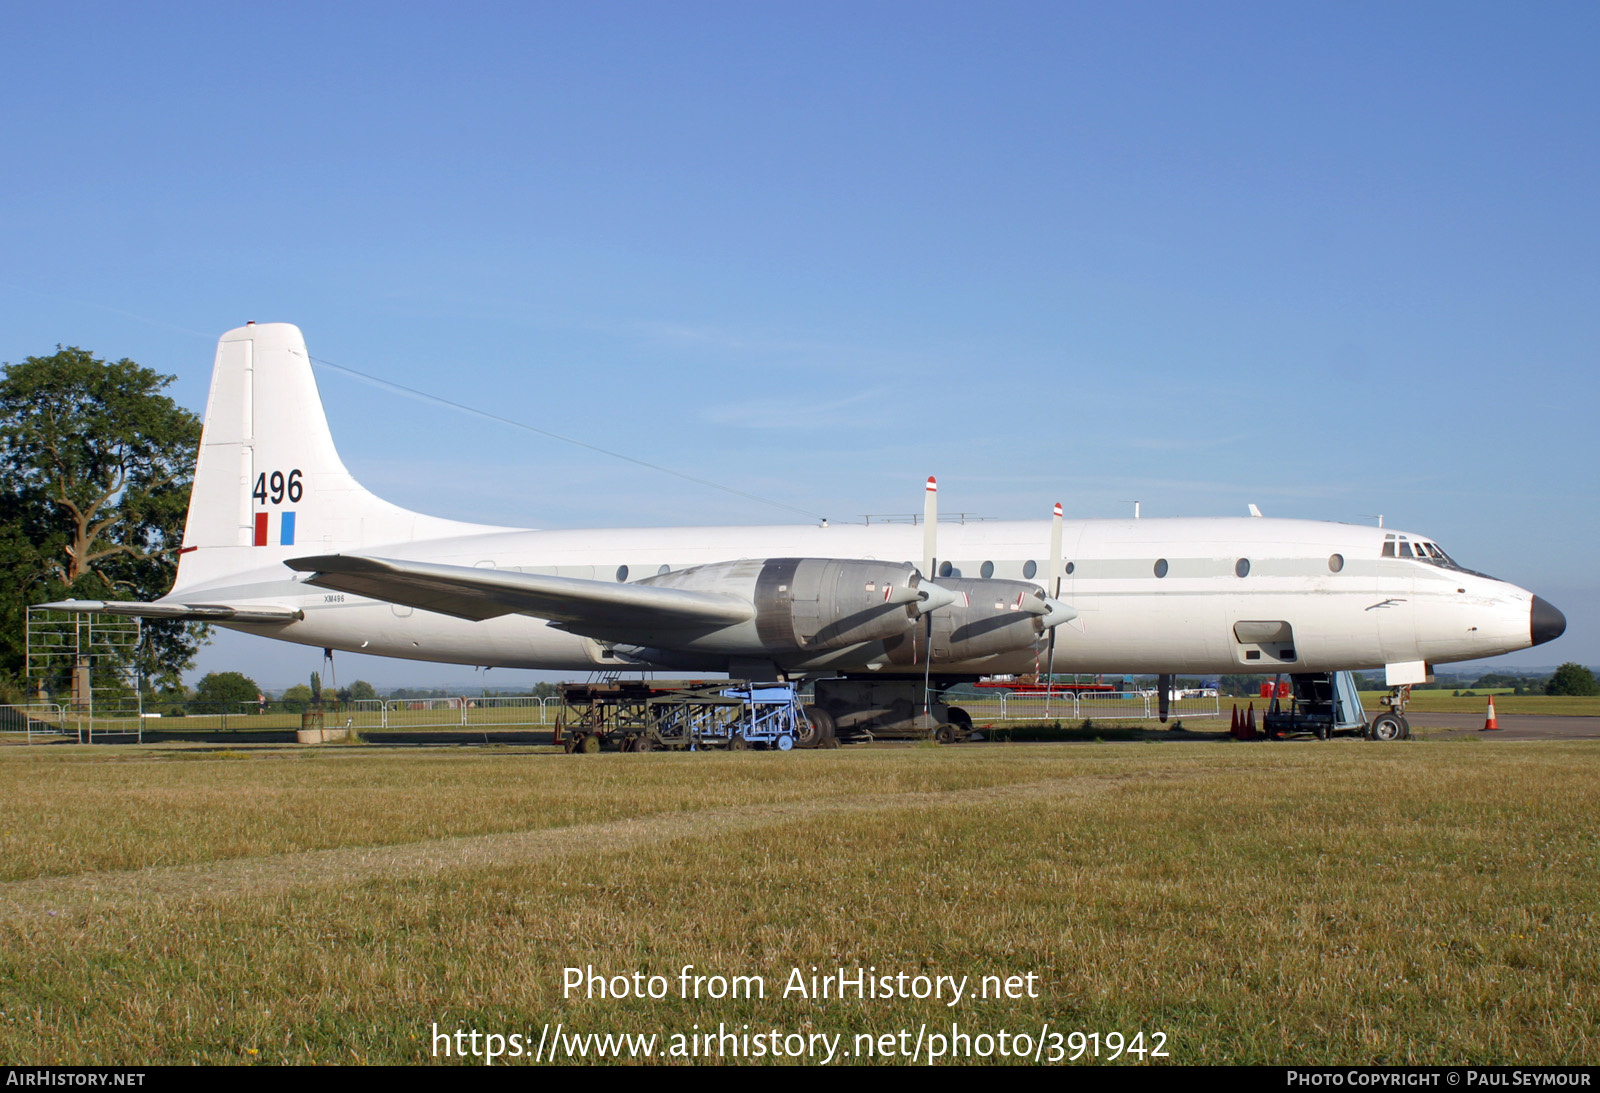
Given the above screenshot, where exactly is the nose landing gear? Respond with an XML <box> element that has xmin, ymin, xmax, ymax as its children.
<box><xmin>1368</xmin><ymin>685</ymin><xmax>1413</xmax><ymax>741</ymax></box>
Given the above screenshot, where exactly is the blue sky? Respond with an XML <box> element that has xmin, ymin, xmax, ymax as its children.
<box><xmin>3</xmin><ymin>3</ymin><xmax>1595</xmax><ymax>686</ymax></box>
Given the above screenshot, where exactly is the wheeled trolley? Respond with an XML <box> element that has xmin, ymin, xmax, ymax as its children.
<box><xmin>555</xmin><ymin>679</ymin><xmax>810</xmax><ymax>753</ymax></box>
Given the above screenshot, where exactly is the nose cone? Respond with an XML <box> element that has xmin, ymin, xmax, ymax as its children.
<box><xmin>1531</xmin><ymin>596</ymin><xmax>1567</xmax><ymax>647</ymax></box>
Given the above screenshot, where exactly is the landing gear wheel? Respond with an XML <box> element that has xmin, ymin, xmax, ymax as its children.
<box><xmin>579</xmin><ymin>733</ymin><xmax>602</xmax><ymax>754</ymax></box>
<box><xmin>934</xmin><ymin>723</ymin><xmax>958</xmax><ymax>745</ymax></box>
<box><xmin>798</xmin><ymin>706</ymin><xmax>836</xmax><ymax>749</ymax></box>
<box><xmin>1368</xmin><ymin>712</ymin><xmax>1406</xmax><ymax>742</ymax></box>
<box><xmin>1398</xmin><ymin>714</ymin><xmax>1412</xmax><ymax>740</ymax></box>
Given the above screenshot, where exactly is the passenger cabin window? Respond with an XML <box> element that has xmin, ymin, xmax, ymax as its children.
<box><xmin>1022</xmin><ymin>560</ymin><xmax>1037</xmax><ymax>579</ymax></box>
<box><xmin>980</xmin><ymin>561</ymin><xmax>994</xmax><ymax>579</ymax></box>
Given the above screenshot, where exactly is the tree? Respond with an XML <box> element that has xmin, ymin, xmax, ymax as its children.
<box><xmin>194</xmin><ymin>671</ymin><xmax>262</xmax><ymax>711</ymax></box>
<box><xmin>1546</xmin><ymin>663</ymin><xmax>1599</xmax><ymax>697</ymax></box>
<box><xmin>0</xmin><ymin>347</ymin><xmax>204</xmax><ymax>687</ymax></box>
<box><xmin>334</xmin><ymin>680</ymin><xmax>378</xmax><ymax>703</ymax></box>
<box><xmin>280</xmin><ymin>684</ymin><xmax>314</xmax><ymax>712</ymax></box>
<box><xmin>0</xmin><ymin>491</ymin><xmax>53</xmax><ymax>701</ymax></box>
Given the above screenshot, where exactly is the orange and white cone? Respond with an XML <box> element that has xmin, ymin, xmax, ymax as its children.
<box><xmin>1482</xmin><ymin>695</ymin><xmax>1500</xmax><ymax>732</ymax></box>
<box><xmin>1245</xmin><ymin>702</ymin><xmax>1257</xmax><ymax>739</ymax></box>
<box><xmin>1230</xmin><ymin>704</ymin><xmax>1240</xmax><ymax>738</ymax></box>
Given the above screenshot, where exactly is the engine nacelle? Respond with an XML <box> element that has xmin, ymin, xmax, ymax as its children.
<box><xmin>611</xmin><ymin>559</ymin><xmax>1067</xmax><ymax>672</ymax></box>
<box><xmin>638</xmin><ymin>557</ymin><xmax>936</xmax><ymax>653</ymax></box>
<box><xmin>885</xmin><ymin>577</ymin><xmax>1056</xmax><ymax>666</ymax></box>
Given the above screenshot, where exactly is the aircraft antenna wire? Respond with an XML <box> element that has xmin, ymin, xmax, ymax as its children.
<box><xmin>0</xmin><ymin>282</ymin><xmax>830</xmax><ymax>522</ymax></box>
<box><xmin>309</xmin><ymin>356</ymin><xmax>830</xmax><ymax>523</ymax></box>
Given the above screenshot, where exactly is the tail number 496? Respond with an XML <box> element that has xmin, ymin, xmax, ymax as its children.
<box><xmin>253</xmin><ymin>469</ymin><xmax>303</xmax><ymax>505</ymax></box>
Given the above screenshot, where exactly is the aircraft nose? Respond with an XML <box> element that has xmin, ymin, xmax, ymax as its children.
<box><xmin>1531</xmin><ymin>596</ymin><xmax>1567</xmax><ymax>647</ymax></box>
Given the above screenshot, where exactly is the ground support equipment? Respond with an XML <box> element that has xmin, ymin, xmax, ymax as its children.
<box><xmin>1261</xmin><ymin>671</ymin><xmax>1376</xmax><ymax>740</ymax></box>
<box><xmin>555</xmin><ymin>679</ymin><xmax>805</xmax><ymax>753</ymax></box>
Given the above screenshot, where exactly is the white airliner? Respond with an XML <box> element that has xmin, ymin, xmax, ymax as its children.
<box><xmin>49</xmin><ymin>322</ymin><xmax>1565</xmax><ymax>741</ymax></box>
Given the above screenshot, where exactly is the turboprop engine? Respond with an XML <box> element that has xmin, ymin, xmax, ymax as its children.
<box><xmin>883</xmin><ymin>576</ymin><xmax>1076</xmax><ymax>667</ymax></box>
<box><xmin>618</xmin><ymin>557</ymin><xmax>1073</xmax><ymax>669</ymax></box>
<box><xmin>634</xmin><ymin>557</ymin><xmax>955</xmax><ymax>653</ymax></box>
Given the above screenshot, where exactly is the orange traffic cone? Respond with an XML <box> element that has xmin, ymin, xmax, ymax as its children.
<box><xmin>1230</xmin><ymin>704</ymin><xmax>1240</xmax><ymax>738</ymax></box>
<box><xmin>1482</xmin><ymin>694</ymin><xmax>1500</xmax><ymax>732</ymax></box>
<box><xmin>1245</xmin><ymin>702</ymin><xmax>1257</xmax><ymax>739</ymax></box>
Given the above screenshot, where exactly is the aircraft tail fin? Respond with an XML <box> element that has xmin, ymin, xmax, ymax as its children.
<box><xmin>173</xmin><ymin>323</ymin><xmax>493</xmax><ymax>593</ymax></box>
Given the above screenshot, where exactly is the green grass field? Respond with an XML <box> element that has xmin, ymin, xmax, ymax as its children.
<box><xmin>1357</xmin><ymin>691</ymin><xmax>1600</xmax><ymax>716</ymax></box>
<box><xmin>2</xmin><ymin>739</ymin><xmax>1597</xmax><ymax>1065</ymax></box>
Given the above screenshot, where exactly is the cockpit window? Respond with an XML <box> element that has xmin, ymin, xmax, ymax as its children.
<box><xmin>1424</xmin><ymin>542</ymin><xmax>1466</xmax><ymax>570</ymax></box>
<box><xmin>1382</xmin><ymin>537</ymin><xmax>1485</xmax><ymax>577</ymax></box>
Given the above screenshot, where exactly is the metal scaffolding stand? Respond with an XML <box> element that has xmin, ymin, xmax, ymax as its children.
<box><xmin>25</xmin><ymin>608</ymin><xmax>144</xmax><ymax>743</ymax></box>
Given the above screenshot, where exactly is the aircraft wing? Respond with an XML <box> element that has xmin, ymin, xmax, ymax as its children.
<box><xmin>286</xmin><ymin>554</ymin><xmax>756</xmax><ymax>629</ymax></box>
<box><xmin>38</xmin><ymin>600</ymin><xmax>303</xmax><ymax>623</ymax></box>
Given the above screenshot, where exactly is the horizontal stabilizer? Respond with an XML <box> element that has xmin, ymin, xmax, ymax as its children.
<box><xmin>39</xmin><ymin>600</ymin><xmax>303</xmax><ymax>624</ymax></box>
<box><xmin>286</xmin><ymin>555</ymin><xmax>756</xmax><ymax>629</ymax></box>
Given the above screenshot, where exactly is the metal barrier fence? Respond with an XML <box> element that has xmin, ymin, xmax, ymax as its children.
<box><xmin>144</xmin><ymin>703</ymin><xmax>295</xmax><ymax>732</ymax></box>
<box><xmin>949</xmin><ymin>691</ymin><xmax>1222</xmax><ymax>723</ymax></box>
<box><xmin>141</xmin><ymin>697</ymin><xmax>562</xmax><ymax>732</ymax></box>
<box><xmin>0</xmin><ymin>703</ymin><xmax>71</xmax><ymax>742</ymax></box>
<box><xmin>0</xmin><ymin>704</ymin><xmax>151</xmax><ymax>743</ymax></box>
<box><xmin>9</xmin><ymin>691</ymin><xmax>1220</xmax><ymax>740</ymax></box>
<box><xmin>374</xmin><ymin>696</ymin><xmax>555</xmax><ymax>730</ymax></box>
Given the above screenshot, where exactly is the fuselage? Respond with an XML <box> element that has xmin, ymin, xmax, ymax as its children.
<box><xmin>179</xmin><ymin>515</ymin><xmax>1550</xmax><ymax>677</ymax></box>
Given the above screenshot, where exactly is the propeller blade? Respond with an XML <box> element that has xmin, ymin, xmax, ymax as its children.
<box><xmin>1046</xmin><ymin>500</ymin><xmax>1064</xmax><ymax>690</ymax></box>
<box><xmin>1049</xmin><ymin>501</ymin><xmax>1063</xmax><ymax>589</ymax></box>
<box><xmin>920</xmin><ymin>476</ymin><xmax>940</xmax><ymax>710</ymax></box>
